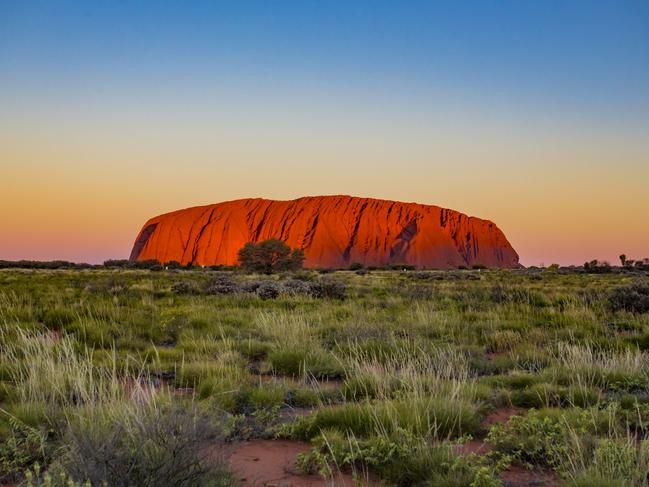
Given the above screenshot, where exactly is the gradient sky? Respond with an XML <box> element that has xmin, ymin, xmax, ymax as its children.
<box><xmin>1</xmin><ymin>1</ymin><xmax>648</xmax><ymax>266</ymax></box>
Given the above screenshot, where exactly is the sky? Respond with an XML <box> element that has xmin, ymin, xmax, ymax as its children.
<box><xmin>1</xmin><ymin>1</ymin><xmax>648</xmax><ymax>266</ymax></box>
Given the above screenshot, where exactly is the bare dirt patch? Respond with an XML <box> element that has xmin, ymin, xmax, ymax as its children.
<box><xmin>456</xmin><ymin>407</ymin><xmax>524</xmax><ymax>457</ymax></box>
<box><xmin>483</xmin><ymin>407</ymin><xmax>524</xmax><ymax>428</ymax></box>
<box><xmin>455</xmin><ymin>439</ymin><xmax>493</xmax><ymax>456</ymax></box>
<box><xmin>500</xmin><ymin>464</ymin><xmax>561</xmax><ymax>487</ymax></box>
<box><xmin>228</xmin><ymin>439</ymin><xmax>361</xmax><ymax>486</ymax></box>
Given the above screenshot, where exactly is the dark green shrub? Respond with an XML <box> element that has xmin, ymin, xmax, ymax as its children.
<box><xmin>62</xmin><ymin>407</ymin><xmax>235</xmax><ymax>487</ymax></box>
<box><xmin>490</xmin><ymin>285</ymin><xmax>548</xmax><ymax>307</ymax></box>
<box><xmin>608</xmin><ymin>281</ymin><xmax>649</xmax><ymax>314</ymax></box>
<box><xmin>235</xmin><ymin>340</ymin><xmax>272</xmax><ymax>361</ymax></box>
<box><xmin>268</xmin><ymin>349</ymin><xmax>343</xmax><ymax>379</ymax></box>
<box><xmin>308</xmin><ymin>279</ymin><xmax>347</xmax><ymax>299</ymax></box>
<box><xmin>171</xmin><ymin>281</ymin><xmax>200</xmax><ymax>295</ymax></box>
<box><xmin>238</xmin><ymin>239</ymin><xmax>304</xmax><ymax>274</ymax></box>
<box><xmin>134</xmin><ymin>259</ymin><xmax>163</xmax><ymax>271</ymax></box>
<box><xmin>256</xmin><ymin>282</ymin><xmax>280</xmax><ymax>300</ymax></box>
<box><xmin>297</xmin><ymin>430</ymin><xmax>494</xmax><ymax>487</ymax></box>
<box><xmin>281</xmin><ymin>278</ymin><xmax>312</xmax><ymax>296</ymax></box>
<box><xmin>239</xmin><ymin>280</ymin><xmax>262</xmax><ymax>293</ymax></box>
<box><xmin>268</xmin><ymin>349</ymin><xmax>308</xmax><ymax>376</ymax></box>
<box><xmin>286</xmin><ymin>388</ymin><xmax>321</xmax><ymax>408</ymax></box>
<box><xmin>484</xmin><ymin>373</ymin><xmax>541</xmax><ymax>390</ymax></box>
<box><xmin>204</xmin><ymin>275</ymin><xmax>239</xmax><ymax>295</ymax></box>
<box><xmin>41</xmin><ymin>308</ymin><xmax>76</xmax><ymax>330</ymax></box>
<box><xmin>0</xmin><ymin>417</ymin><xmax>48</xmax><ymax>484</ymax></box>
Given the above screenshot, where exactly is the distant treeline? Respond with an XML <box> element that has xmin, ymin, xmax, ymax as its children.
<box><xmin>0</xmin><ymin>257</ymin><xmax>647</xmax><ymax>272</ymax></box>
<box><xmin>0</xmin><ymin>260</ymin><xmax>97</xmax><ymax>270</ymax></box>
<box><xmin>0</xmin><ymin>259</ymin><xmax>236</xmax><ymax>271</ymax></box>
<box><xmin>0</xmin><ymin>258</ymin><xmax>414</xmax><ymax>272</ymax></box>
<box><xmin>581</xmin><ymin>257</ymin><xmax>649</xmax><ymax>274</ymax></box>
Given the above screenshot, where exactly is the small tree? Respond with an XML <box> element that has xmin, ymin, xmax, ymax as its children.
<box><xmin>238</xmin><ymin>239</ymin><xmax>304</xmax><ymax>274</ymax></box>
<box><xmin>619</xmin><ymin>254</ymin><xmax>627</xmax><ymax>267</ymax></box>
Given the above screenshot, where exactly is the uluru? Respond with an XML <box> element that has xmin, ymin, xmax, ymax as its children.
<box><xmin>130</xmin><ymin>196</ymin><xmax>520</xmax><ymax>269</ymax></box>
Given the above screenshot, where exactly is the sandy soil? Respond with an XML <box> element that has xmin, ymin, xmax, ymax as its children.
<box><xmin>227</xmin><ymin>439</ymin><xmax>367</xmax><ymax>486</ymax></box>
<box><xmin>500</xmin><ymin>464</ymin><xmax>561</xmax><ymax>487</ymax></box>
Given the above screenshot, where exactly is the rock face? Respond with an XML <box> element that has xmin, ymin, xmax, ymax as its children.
<box><xmin>130</xmin><ymin>196</ymin><xmax>520</xmax><ymax>269</ymax></box>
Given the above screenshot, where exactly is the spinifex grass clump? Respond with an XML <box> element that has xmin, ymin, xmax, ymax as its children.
<box><xmin>1</xmin><ymin>328</ymin><xmax>133</xmax><ymax>408</ymax></box>
<box><xmin>548</xmin><ymin>343</ymin><xmax>649</xmax><ymax>392</ymax></box>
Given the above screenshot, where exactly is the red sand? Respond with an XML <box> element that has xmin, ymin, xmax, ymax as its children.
<box><xmin>131</xmin><ymin>195</ymin><xmax>519</xmax><ymax>269</ymax></box>
<box><xmin>227</xmin><ymin>439</ymin><xmax>366</xmax><ymax>486</ymax></box>
<box><xmin>500</xmin><ymin>464</ymin><xmax>561</xmax><ymax>487</ymax></box>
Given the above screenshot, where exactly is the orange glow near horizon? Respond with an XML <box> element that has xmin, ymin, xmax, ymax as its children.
<box><xmin>1</xmin><ymin>116</ymin><xmax>648</xmax><ymax>267</ymax></box>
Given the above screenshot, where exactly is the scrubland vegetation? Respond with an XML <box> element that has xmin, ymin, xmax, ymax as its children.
<box><xmin>1</xmin><ymin>266</ymin><xmax>648</xmax><ymax>486</ymax></box>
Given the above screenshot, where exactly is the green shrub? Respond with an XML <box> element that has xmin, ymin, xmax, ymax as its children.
<box><xmin>171</xmin><ymin>280</ymin><xmax>201</xmax><ymax>295</ymax></box>
<box><xmin>41</xmin><ymin>308</ymin><xmax>76</xmax><ymax>330</ymax></box>
<box><xmin>256</xmin><ymin>282</ymin><xmax>281</xmax><ymax>300</ymax></box>
<box><xmin>309</xmin><ymin>279</ymin><xmax>347</xmax><ymax>300</ymax></box>
<box><xmin>287</xmin><ymin>387</ymin><xmax>321</xmax><ymax>408</ymax></box>
<box><xmin>608</xmin><ymin>281</ymin><xmax>649</xmax><ymax>314</ymax></box>
<box><xmin>0</xmin><ymin>414</ymin><xmax>48</xmax><ymax>484</ymax></box>
<box><xmin>268</xmin><ymin>349</ymin><xmax>343</xmax><ymax>379</ymax></box>
<box><xmin>61</xmin><ymin>407</ymin><xmax>235</xmax><ymax>487</ymax></box>
<box><xmin>175</xmin><ymin>355</ymin><xmax>246</xmax><ymax>388</ymax></box>
<box><xmin>290</xmin><ymin>397</ymin><xmax>481</xmax><ymax>441</ymax></box>
<box><xmin>234</xmin><ymin>339</ymin><xmax>272</xmax><ymax>361</ymax></box>
<box><xmin>484</xmin><ymin>373</ymin><xmax>541</xmax><ymax>390</ymax></box>
<box><xmin>248</xmin><ymin>384</ymin><xmax>286</xmax><ymax>409</ymax></box>
<box><xmin>487</xmin><ymin>408</ymin><xmax>606</xmax><ymax>469</ymax></box>
<box><xmin>297</xmin><ymin>428</ymin><xmax>503</xmax><ymax>486</ymax></box>
<box><xmin>204</xmin><ymin>275</ymin><xmax>239</xmax><ymax>295</ymax></box>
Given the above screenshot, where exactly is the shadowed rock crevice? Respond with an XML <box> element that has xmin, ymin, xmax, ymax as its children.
<box><xmin>129</xmin><ymin>223</ymin><xmax>158</xmax><ymax>260</ymax></box>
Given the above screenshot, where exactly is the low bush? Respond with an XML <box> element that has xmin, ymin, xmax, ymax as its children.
<box><xmin>286</xmin><ymin>387</ymin><xmax>321</xmax><ymax>408</ymax></box>
<box><xmin>204</xmin><ymin>275</ymin><xmax>239</xmax><ymax>295</ymax></box>
<box><xmin>256</xmin><ymin>282</ymin><xmax>281</xmax><ymax>300</ymax></box>
<box><xmin>41</xmin><ymin>308</ymin><xmax>76</xmax><ymax>330</ymax></box>
<box><xmin>268</xmin><ymin>349</ymin><xmax>343</xmax><ymax>379</ymax></box>
<box><xmin>61</xmin><ymin>407</ymin><xmax>235</xmax><ymax>487</ymax></box>
<box><xmin>608</xmin><ymin>281</ymin><xmax>649</xmax><ymax>314</ymax></box>
<box><xmin>487</xmin><ymin>408</ymin><xmax>611</xmax><ymax>469</ymax></box>
<box><xmin>0</xmin><ymin>415</ymin><xmax>48</xmax><ymax>484</ymax></box>
<box><xmin>247</xmin><ymin>384</ymin><xmax>287</xmax><ymax>409</ymax></box>
<box><xmin>296</xmin><ymin>428</ymin><xmax>503</xmax><ymax>486</ymax></box>
<box><xmin>308</xmin><ymin>279</ymin><xmax>347</xmax><ymax>300</ymax></box>
<box><xmin>281</xmin><ymin>278</ymin><xmax>313</xmax><ymax>296</ymax></box>
<box><xmin>490</xmin><ymin>285</ymin><xmax>549</xmax><ymax>307</ymax></box>
<box><xmin>234</xmin><ymin>339</ymin><xmax>272</xmax><ymax>361</ymax></box>
<box><xmin>171</xmin><ymin>281</ymin><xmax>201</xmax><ymax>295</ymax></box>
